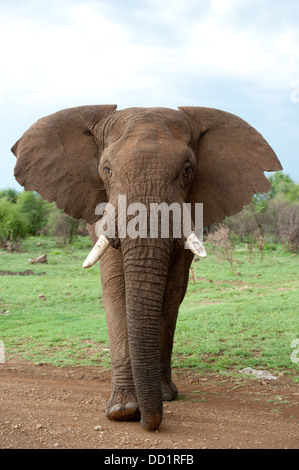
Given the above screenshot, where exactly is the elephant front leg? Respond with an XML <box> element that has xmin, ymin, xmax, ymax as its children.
<box><xmin>159</xmin><ymin>249</ymin><xmax>193</xmax><ymax>401</ymax></box>
<box><xmin>100</xmin><ymin>248</ymin><xmax>140</xmax><ymax>421</ymax></box>
<box><xmin>159</xmin><ymin>296</ymin><xmax>179</xmax><ymax>402</ymax></box>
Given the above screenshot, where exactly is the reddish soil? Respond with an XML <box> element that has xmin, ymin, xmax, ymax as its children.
<box><xmin>0</xmin><ymin>360</ymin><xmax>298</xmax><ymax>449</ymax></box>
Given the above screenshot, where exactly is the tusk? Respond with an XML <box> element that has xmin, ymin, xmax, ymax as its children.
<box><xmin>185</xmin><ymin>232</ymin><xmax>207</xmax><ymax>258</ymax></box>
<box><xmin>83</xmin><ymin>235</ymin><xmax>110</xmax><ymax>268</ymax></box>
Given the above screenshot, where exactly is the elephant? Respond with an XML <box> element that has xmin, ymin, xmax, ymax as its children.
<box><xmin>12</xmin><ymin>105</ymin><xmax>282</xmax><ymax>431</ymax></box>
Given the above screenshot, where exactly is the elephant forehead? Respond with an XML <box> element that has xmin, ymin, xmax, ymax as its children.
<box><xmin>104</xmin><ymin>131</ymin><xmax>194</xmax><ymax>170</ymax></box>
<box><xmin>103</xmin><ymin>107</ymin><xmax>192</xmax><ymax>144</ymax></box>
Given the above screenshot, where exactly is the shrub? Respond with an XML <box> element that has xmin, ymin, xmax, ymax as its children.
<box><xmin>264</xmin><ymin>200</ymin><xmax>299</xmax><ymax>253</ymax></box>
<box><xmin>16</xmin><ymin>191</ymin><xmax>49</xmax><ymax>235</ymax></box>
<box><xmin>0</xmin><ymin>198</ymin><xmax>29</xmax><ymax>246</ymax></box>
<box><xmin>44</xmin><ymin>207</ymin><xmax>87</xmax><ymax>245</ymax></box>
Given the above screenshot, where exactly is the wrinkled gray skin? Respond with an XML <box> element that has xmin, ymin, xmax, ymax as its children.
<box><xmin>12</xmin><ymin>105</ymin><xmax>282</xmax><ymax>430</ymax></box>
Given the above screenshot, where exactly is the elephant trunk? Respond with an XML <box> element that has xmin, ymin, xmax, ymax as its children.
<box><xmin>121</xmin><ymin>237</ymin><xmax>171</xmax><ymax>431</ymax></box>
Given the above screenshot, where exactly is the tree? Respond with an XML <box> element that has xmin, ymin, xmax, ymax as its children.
<box><xmin>0</xmin><ymin>188</ymin><xmax>19</xmax><ymax>203</ymax></box>
<box><xmin>44</xmin><ymin>205</ymin><xmax>86</xmax><ymax>244</ymax></box>
<box><xmin>264</xmin><ymin>199</ymin><xmax>299</xmax><ymax>253</ymax></box>
<box><xmin>268</xmin><ymin>172</ymin><xmax>299</xmax><ymax>203</ymax></box>
<box><xmin>0</xmin><ymin>198</ymin><xmax>28</xmax><ymax>246</ymax></box>
<box><xmin>225</xmin><ymin>172</ymin><xmax>299</xmax><ymax>253</ymax></box>
<box><xmin>16</xmin><ymin>191</ymin><xmax>49</xmax><ymax>235</ymax></box>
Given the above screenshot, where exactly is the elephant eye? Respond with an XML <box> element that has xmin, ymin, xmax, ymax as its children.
<box><xmin>103</xmin><ymin>166</ymin><xmax>112</xmax><ymax>177</ymax></box>
<box><xmin>182</xmin><ymin>162</ymin><xmax>194</xmax><ymax>178</ymax></box>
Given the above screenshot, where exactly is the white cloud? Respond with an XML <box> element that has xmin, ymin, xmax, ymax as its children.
<box><xmin>0</xmin><ymin>2</ymin><xmax>176</xmax><ymax>108</ymax></box>
<box><xmin>211</xmin><ymin>0</ymin><xmax>239</xmax><ymax>14</ymax></box>
<box><xmin>1</xmin><ymin>0</ymin><xmax>298</xmax><ymax>111</ymax></box>
<box><xmin>180</xmin><ymin>4</ymin><xmax>299</xmax><ymax>90</ymax></box>
<box><xmin>1</xmin><ymin>0</ymin><xmax>299</xmax><ymax>189</ymax></box>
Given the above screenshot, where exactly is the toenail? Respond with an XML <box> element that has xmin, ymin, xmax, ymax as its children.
<box><xmin>110</xmin><ymin>404</ymin><xmax>122</xmax><ymax>413</ymax></box>
<box><xmin>125</xmin><ymin>402</ymin><xmax>138</xmax><ymax>409</ymax></box>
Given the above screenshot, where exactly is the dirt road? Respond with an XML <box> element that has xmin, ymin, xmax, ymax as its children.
<box><xmin>0</xmin><ymin>361</ymin><xmax>298</xmax><ymax>449</ymax></box>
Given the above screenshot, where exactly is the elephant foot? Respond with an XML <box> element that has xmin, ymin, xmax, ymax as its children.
<box><xmin>162</xmin><ymin>380</ymin><xmax>178</xmax><ymax>401</ymax></box>
<box><xmin>105</xmin><ymin>389</ymin><xmax>141</xmax><ymax>422</ymax></box>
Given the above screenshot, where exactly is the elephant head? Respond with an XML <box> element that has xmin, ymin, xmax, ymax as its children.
<box><xmin>12</xmin><ymin>105</ymin><xmax>282</xmax><ymax>430</ymax></box>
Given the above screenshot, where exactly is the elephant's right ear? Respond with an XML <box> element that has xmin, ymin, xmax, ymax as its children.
<box><xmin>12</xmin><ymin>105</ymin><xmax>117</xmax><ymax>224</ymax></box>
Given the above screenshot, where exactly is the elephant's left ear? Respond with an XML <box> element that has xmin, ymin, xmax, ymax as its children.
<box><xmin>12</xmin><ymin>105</ymin><xmax>117</xmax><ymax>224</ymax></box>
<box><xmin>178</xmin><ymin>106</ymin><xmax>283</xmax><ymax>227</ymax></box>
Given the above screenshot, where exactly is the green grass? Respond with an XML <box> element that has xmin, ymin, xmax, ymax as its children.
<box><xmin>175</xmin><ymin>244</ymin><xmax>299</xmax><ymax>376</ymax></box>
<box><xmin>0</xmin><ymin>236</ymin><xmax>109</xmax><ymax>366</ymax></box>
<box><xmin>0</xmin><ymin>236</ymin><xmax>298</xmax><ymax>377</ymax></box>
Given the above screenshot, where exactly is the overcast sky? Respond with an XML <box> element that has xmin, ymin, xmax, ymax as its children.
<box><xmin>1</xmin><ymin>0</ymin><xmax>298</xmax><ymax>191</ymax></box>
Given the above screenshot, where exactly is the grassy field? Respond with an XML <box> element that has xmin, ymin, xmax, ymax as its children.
<box><xmin>0</xmin><ymin>236</ymin><xmax>298</xmax><ymax>379</ymax></box>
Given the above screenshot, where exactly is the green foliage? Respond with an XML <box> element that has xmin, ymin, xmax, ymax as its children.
<box><xmin>225</xmin><ymin>172</ymin><xmax>299</xmax><ymax>253</ymax></box>
<box><xmin>45</xmin><ymin>207</ymin><xmax>86</xmax><ymax>245</ymax></box>
<box><xmin>0</xmin><ymin>188</ymin><xmax>19</xmax><ymax>203</ymax></box>
<box><xmin>0</xmin><ymin>198</ymin><xmax>29</xmax><ymax>244</ymax></box>
<box><xmin>268</xmin><ymin>172</ymin><xmax>299</xmax><ymax>203</ymax></box>
<box><xmin>0</xmin><ymin>190</ymin><xmax>50</xmax><ymax>244</ymax></box>
<box><xmin>16</xmin><ymin>191</ymin><xmax>49</xmax><ymax>235</ymax></box>
<box><xmin>0</xmin><ymin>189</ymin><xmax>87</xmax><ymax>246</ymax></box>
